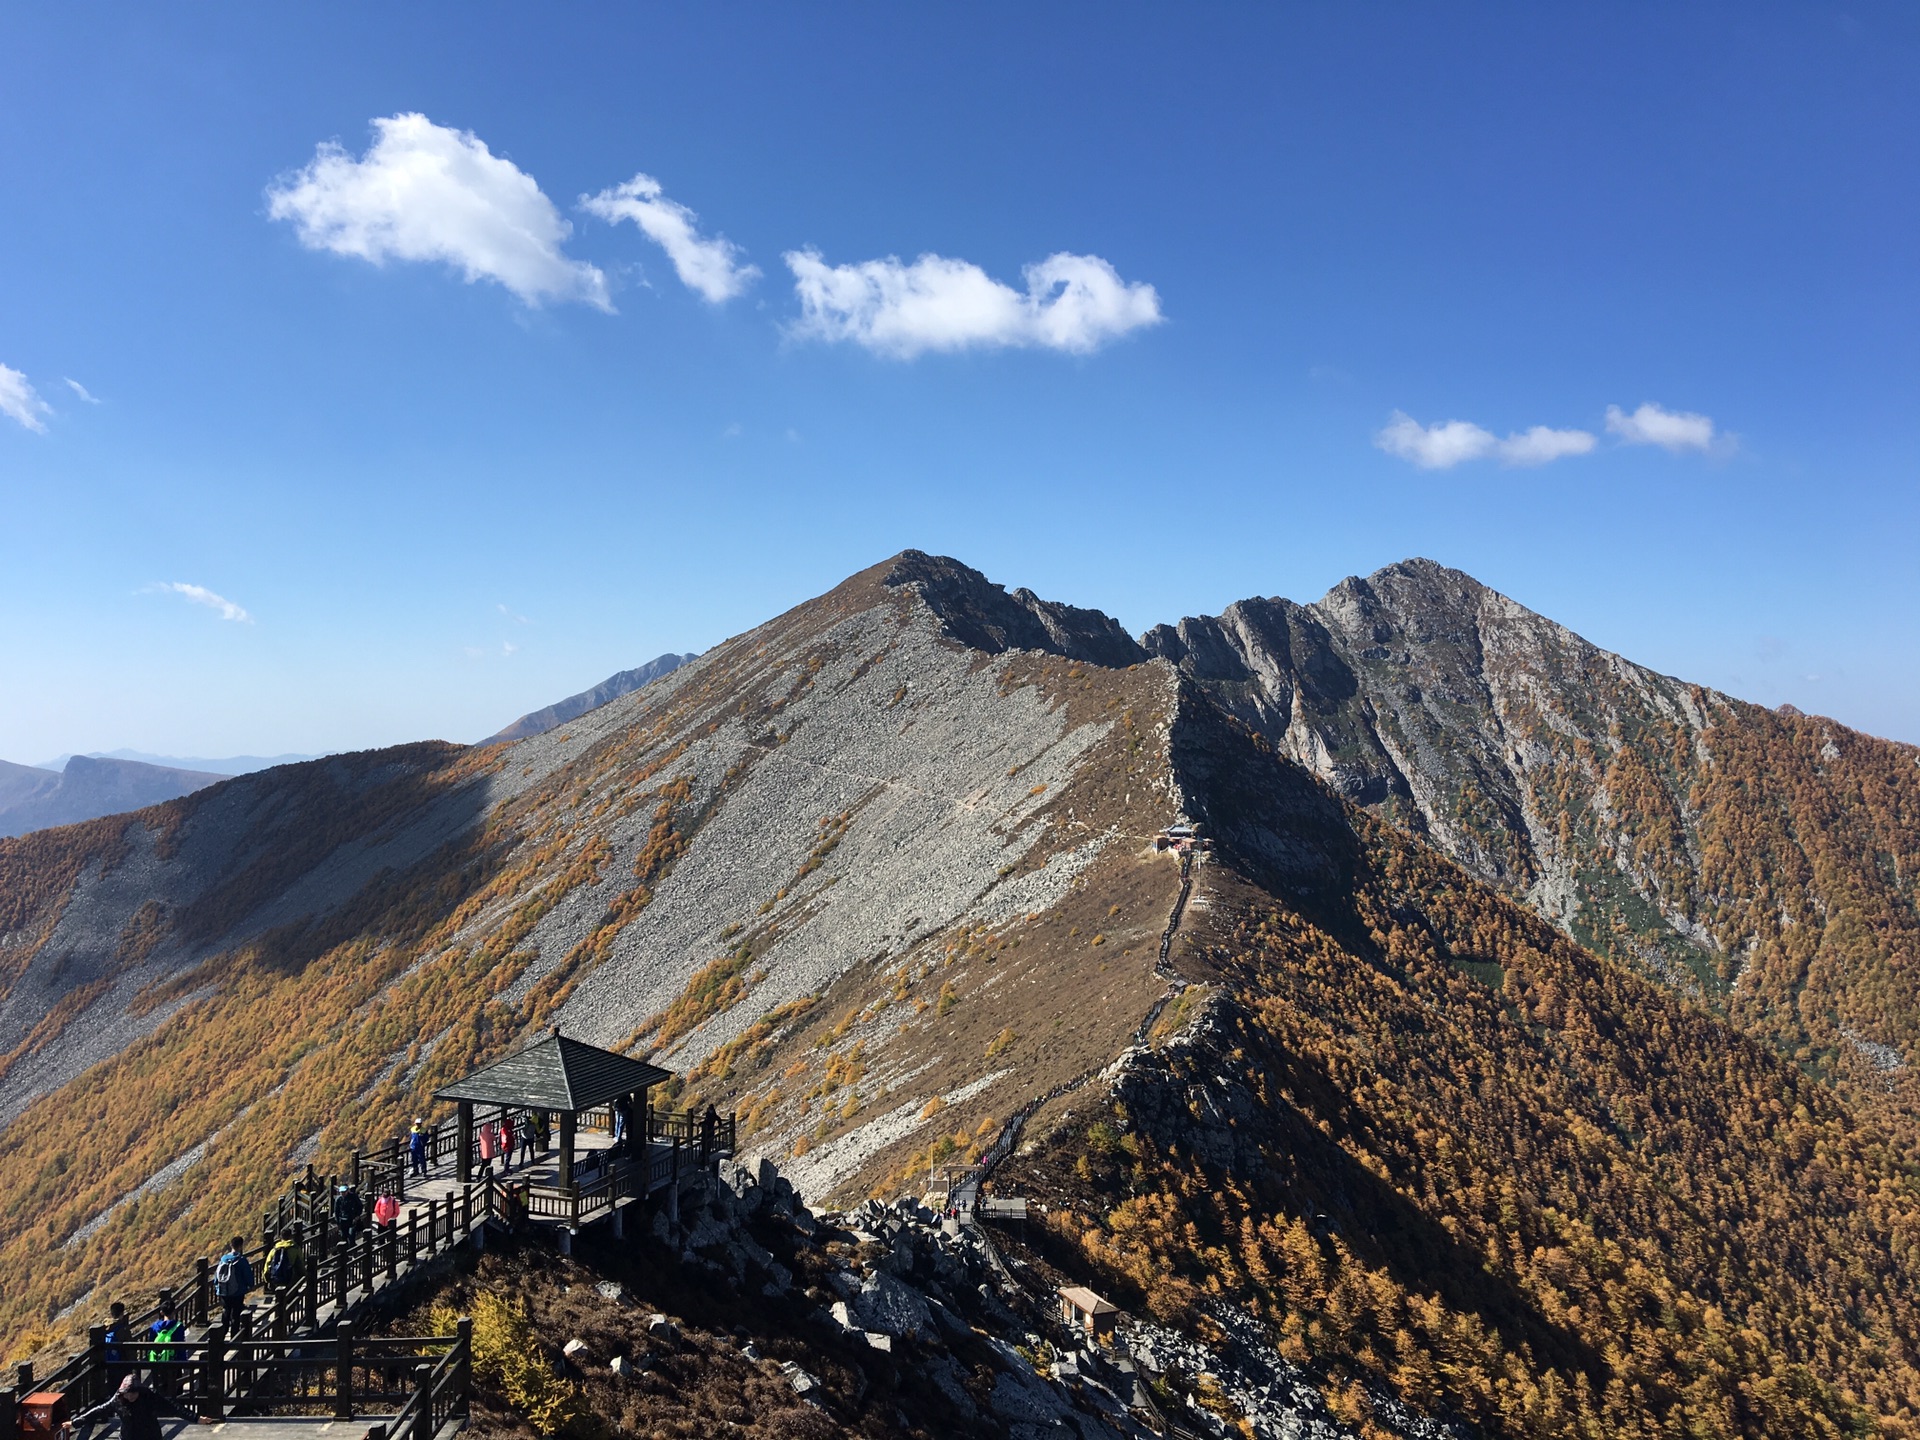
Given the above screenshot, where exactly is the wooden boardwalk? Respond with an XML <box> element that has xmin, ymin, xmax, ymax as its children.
<box><xmin>7</xmin><ymin>1102</ymin><xmax>735</xmax><ymax>1440</ymax></box>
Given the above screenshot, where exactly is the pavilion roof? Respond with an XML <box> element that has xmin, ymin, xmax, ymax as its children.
<box><xmin>433</xmin><ymin>1032</ymin><xmax>671</xmax><ymax>1112</ymax></box>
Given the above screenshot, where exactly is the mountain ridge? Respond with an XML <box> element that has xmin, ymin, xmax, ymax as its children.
<box><xmin>1</xmin><ymin>549</ymin><xmax>1917</xmax><ymax>1439</ymax></box>
<box><xmin>484</xmin><ymin>651</ymin><xmax>699</xmax><ymax>744</ymax></box>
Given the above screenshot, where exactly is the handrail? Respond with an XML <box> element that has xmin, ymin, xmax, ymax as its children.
<box><xmin>12</xmin><ymin>1098</ymin><xmax>735</xmax><ymax>1400</ymax></box>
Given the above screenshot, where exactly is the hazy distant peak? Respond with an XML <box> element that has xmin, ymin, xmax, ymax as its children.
<box><xmin>486</xmin><ymin>652</ymin><xmax>700</xmax><ymax>744</ymax></box>
<box><xmin>36</xmin><ymin>750</ymin><xmax>318</xmax><ymax>776</ymax></box>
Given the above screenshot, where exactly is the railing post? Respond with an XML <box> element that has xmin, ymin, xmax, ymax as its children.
<box><xmin>0</xmin><ymin>1388</ymin><xmax>15</xmax><ymax>1440</ymax></box>
<box><xmin>13</xmin><ymin>1363</ymin><xmax>31</xmax><ymax>1394</ymax></box>
<box><xmin>273</xmin><ymin>1288</ymin><xmax>288</xmax><ymax>1341</ymax></box>
<box><xmin>86</xmin><ymin>1325</ymin><xmax>107</xmax><ymax>1405</ymax></box>
<box><xmin>200</xmin><ymin>1326</ymin><xmax>225</xmax><ymax>1421</ymax></box>
<box><xmin>333</xmin><ymin>1330</ymin><xmax>353</xmax><ymax>1421</ymax></box>
<box><xmin>195</xmin><ymin>1258</ymin><xmax>212</xmax><ymax>1324</ymax></box>
<box><xmin>385</xmin><ymin>1222</ymin><xmax>398</xmax><ymax>1283</ymax></box>
<box><xmin>407</xmin><ymin>1211</ymin><xmax>419</xmax><ymax>1268</ymax></box>
<box><xmin>411</xmin><ymin>1363</ymin><xmax>433</xmax><ymax>1440</ymax></box>
<box><xmin>360</xmin><ymin>1227</ymin><xmax>374</xmax><ymax>1296</ymax></box>
<box><xmin>456</xmin><ymin>1316</ymin><xmax>473</xmax><ymax>1418</ymax></box>
<box><xmin>392</xmin><ymin>1137</ymin><xmax>406</xmax><ymax>1201</ymax></box>
<box><xmin>351</xmin><ymin>1151</ymin><xmax>363</xmax><ymax>1189</ymax></box>
<box><xmin>304</xmin><ymin>1248</ymin><xmax>320</xmax><ymax>1329</ymax></box>
<box><xmin>334</xmin><ymin>1244</ymin><xmax>350</xmax><ymax>1314</ymax></box>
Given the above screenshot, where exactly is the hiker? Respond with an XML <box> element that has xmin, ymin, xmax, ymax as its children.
<box><xmin>497</xmin><ymin>1113</ymin><xmax>516</xmax><ymax>1176</ymax></box>
<box><xmin>102</xmin><ymin>1301</ymin><xmax>131</xmax><ymax>1364</ymax></box>
<box><xmin>143</xmin><ymin>1302</ymin><xmax>186</xmax><ymax>1394</ymax></box>
<box><xmin>477</xmin><ymin>1119</ymin><xmax>497</xmax><ymax>1177</ymax></box>
<box><xmin>408</xmin><ymin>1119</ymin><xmax>430</xmax><ymax>1179</ymax></box>
<box><xmin>517</xmin><ymin>1112</ymin><xmax>538</xmax><ymax>1168</ymax></box>
<box><xmin>100</xmin><ymin>1300</ymin><xmax>134</xmax><ymax>1388</ymax></box>
<box><xmin>698</xmin><ymin>1105</ymin><xmax>718</xmax><ymax>1164</ymax></box>
<box><xmin>332</xmin><ymin>1183</ymin><xmax>365</xmax><ymax>1244</ymax></box>
<box><xmin>531</xmin><ymin>1110</ymin><xmax>551</xmax><ymax>1157</ymax></box>
<box><xmin>265</xmin><ymin>1230</ymin><xmax>305</xmax><ymax>1292</ymax></box>
<box><xmin>64</xmin><ymin>1372</ymin><xmax>210</xmax><ymax>1440</ymax></box>
<box><xmin>214</xmin><ymin>1235</ymin><xmax>255</xmax><ymax>1331</ymax></box>
<box><xmin>372</xmin><ymin>1191</ymin><xmax>400</xmax><ymax>1229</ymax></box>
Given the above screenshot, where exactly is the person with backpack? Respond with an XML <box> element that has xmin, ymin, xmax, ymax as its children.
<box><xmin>143</xmin><ymin>1302</ymin><xmax>186</xmax><ymax>1394</ymax></box>
<box><xmin>65</xmin><ymin>1372</ymin><xmax>211</xmax><ymax>1440</ymax></box>
<box><xmin>102</xmin><ymin>1301</ymin><xmax>131</xmax><ymax>1365</ymax></box>
<box><xmin>332</xmin><ymin>1184</ymin><xmax>364</xmax><ymax>1244</ymax></box>
<box><xmin>214</xmin><ymin>1236</ymin><xmax>255</xmax><ymax>1331</ymax></box>
<box><xmin>408</xmin><ymin>1120</ymin><xmax>430</xmax><ymax>1179</ymax></box>
<box><xmin>264</xmin><ymin>1231</ymin><xmax>304</xmax><ymax>1292</ymax></box>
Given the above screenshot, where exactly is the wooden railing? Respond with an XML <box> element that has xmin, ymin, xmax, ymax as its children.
<box><xmin>5</xmin><ymin>1183</ymin><xmax>496</xmax><ymax>1426</ymax></box>
<box><xmin>8</xmin><ymin>1100</ymin><xmax>735</xmax><ymax>1414</ymax></box>
<box><xmin>41</xmin><ymin>1325</ymin><xmax>468</xmax><ymax>1429</ymax></box>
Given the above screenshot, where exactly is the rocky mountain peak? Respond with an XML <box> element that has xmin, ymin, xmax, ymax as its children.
<box><xmin>881</xmin><ymin>550</ymin><xmax>1147</xmax><ymax>668</ymax></box>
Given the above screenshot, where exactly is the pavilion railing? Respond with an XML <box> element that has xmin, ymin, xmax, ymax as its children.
<box><xmin>31</xmin><ymin>1323</ymin><xmax>469</xmax><ymax>1428</ymax></box>
<box><xmin>11</xmin><ymin>1094</ymin><xmax>734</xmax><ymax>1403</ymax></box>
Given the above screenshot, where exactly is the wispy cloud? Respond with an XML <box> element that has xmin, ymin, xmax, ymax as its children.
<box><xmin>497</xmin><ymin>603</ymin><xmax>531</xmax><ymax>625</ymax></box>
<box><xmin>65</xmin><ymin>378</ymin><xmax>101</xmax><ymax>404</ymax></box>
<box><xmin>784</xmin><ymin>249</ymin><xmax>1162</xmax><ymax>359</ymax></box>
<box><xmin>266</xmin><ymin>113</ymin><xmax>610</xmax><ymax>310</ymax></box>
<box><xmin>1605</xmin><ymin>401</ymin><xmax>1718</xmax><ymax>453</ymax></box>
<box><xmin>1375</xmin><ymin>411</ymin><xmax>1596</xmax><ymax>470</ymax></box>
<box><xmin>0</xmin><ymin>364</ymin><xmax>51</xmax><ymax>433</ymax></box>
<box><xmin>581</xmin><ymin>173</ymin><xmax>759</xmax><ymax>303</ymax></box>
<box><xmin>146</xmin><ymin>582</ymin><xmax>253</xmax><ymax>623</ymax></box>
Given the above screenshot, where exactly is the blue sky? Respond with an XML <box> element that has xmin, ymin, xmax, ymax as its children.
<box><xmin>3</xmin><ymin>4</ymin><xmax>1918</xmax><ymax>762</ymax></box>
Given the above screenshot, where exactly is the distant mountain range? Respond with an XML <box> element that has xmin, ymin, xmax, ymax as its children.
<box><xmin>0</xmin><ymin>754</ymin><xmax>227</xmax><ymax>838</ymax></box>
<box><xmin>35</xmin><ymin>750</ymin><xmax>316</xmax><ymax>776</ymax></box>
<box><xmin>484</xmin><ymin>652</ymin><xmax>698</xmax><ymax>743</ymax></box>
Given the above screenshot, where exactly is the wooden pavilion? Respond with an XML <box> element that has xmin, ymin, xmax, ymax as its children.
<box><xmin>434</xmin><ymin>1030</ymin><xmax>672</xmax><ymax>1189</ymax></box>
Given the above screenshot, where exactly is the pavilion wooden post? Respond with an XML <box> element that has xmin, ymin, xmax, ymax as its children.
<box><xmin>558</xmin><ymin>1109</ymin><xmax>576</xmax><ymax>1188</ymax></box>
<box><xmin>456</xmin><ymin>1101</ymin><xmax>474</xmax><ymax>1184</ymax></box>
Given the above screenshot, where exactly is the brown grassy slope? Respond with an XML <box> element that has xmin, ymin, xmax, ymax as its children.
<box><xmin>995</xmin><ymin>703</ymin><xmax>1920</xmax><ymax>1440</ymax></box>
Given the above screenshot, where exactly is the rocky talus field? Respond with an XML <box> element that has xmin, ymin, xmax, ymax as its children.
<box><xmin>3</xmin><ymin>551</ymin><xmax>1920</xmax><ymax>1439</ymax></box>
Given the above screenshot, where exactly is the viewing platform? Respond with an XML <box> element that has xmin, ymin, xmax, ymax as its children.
<box><xmin>2</xmin><ymin>1031</ymin><xmax>735</xmax><ymax>1440</ymax></box>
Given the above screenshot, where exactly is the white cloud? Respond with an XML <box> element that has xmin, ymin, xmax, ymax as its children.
<box><xmin>266</xmin><ymin>113</ymin><xmax>610</xmax><ymax>310</ymax></box>
<box><xmin>1376</xmin><ymin>411</ymin><xmax>1596</xmax><ymax>470</ymax></box>
<box><xmin>1498</xmin><ymin>424</ymin><xmax>1598</xmax><ymax>466</ymax></box>
<box><xmin>580</xmin><ymin>173</ymin><xmax>758</xmax><ymax>303</ymax></box>
<box><xmin>1605</xmin><ymin>401</ymin><xmax>1716</xmax><ymax>452</ymax></box>
<box><xmin>783</xmin><ymin>248</ymin><xmax>1162</xmax><ymax>358</ymax></box>
<box><xmin>148</xmin><ymin>582</ymin><xmax>252</xmax><ymax>623</ymax></box>
<box><xmin>0</xmin><ymin>364</ymin><xmax>51</xmax><ymax>433</ymax></box>
<box><xmin>65</xmin><ymin>378</ymin><xmax>101</xmax><ymax>404</ymax></box>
